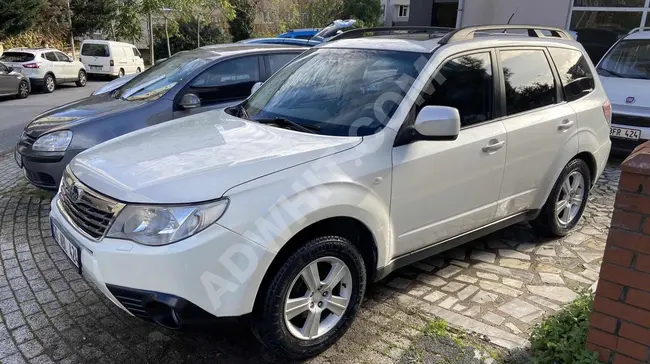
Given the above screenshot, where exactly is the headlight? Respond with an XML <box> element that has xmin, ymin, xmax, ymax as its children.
<box><xmin>32</xmin><ymin>131</ymin><xmax>73</xmax><ymax>152</ymax></box>
<box><xmin>106</xmin><ymin>199</ymin><xmax>229</xmax><ymax>246</ymax></box>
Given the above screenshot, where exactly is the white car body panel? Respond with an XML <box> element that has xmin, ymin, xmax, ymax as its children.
<box><xmin>81</xmin><ymin>40</ymin><xmax>145</xmax><ymax>77</ymax></box>
<box><xmin>0</xmin><ymin>48</ymin><xmax>85</xmax><ymax>85</ymax></box>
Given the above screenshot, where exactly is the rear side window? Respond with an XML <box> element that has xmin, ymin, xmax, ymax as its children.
<box><xmin>82</xmin><ymin>43</ymin><xmax>110</xmax><ymax>57</ymax></box>
<box><xmin>44</xmin><ymin>52</ymin><xmax>58</xmax><ymax>62</ymax></box>
<box><xmin>549</xmin><ymin>48</ymin><xmax>595</xmax><ymax>102</ymax></box>
<box><xmin>268</xmin><ymin>53</ymin><xmax>298</xmax><ymax>74</ymax></box>
<box><xmin>0</xmin><ymin>52</ymin><xmax>35</xmax><ymax>62</ymax></box>
<box><xmin>500</xmin><ymin>49</ymin><xmax>557</xmax><ymax>116</ymax></box>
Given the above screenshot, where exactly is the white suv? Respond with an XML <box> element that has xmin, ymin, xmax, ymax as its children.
<box><xmin>49</xmin><ymin>26</ymin><xmax>611</xmax><ymax>359</ymax></box>
<box><xmin>0</xmin><ymin>48</ymin><xmax>87</xmax><ymax>93</ymax></box>
<box><xmin>597</xmin><ymin>27</ymin><xmax>650</xmax><ymax>154</ymax></box>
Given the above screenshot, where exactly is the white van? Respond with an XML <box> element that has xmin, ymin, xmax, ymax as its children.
<box><xmin>80</xmin><ymin>40</ymin><xmax>145</xmax><ymax>78</ymax></box>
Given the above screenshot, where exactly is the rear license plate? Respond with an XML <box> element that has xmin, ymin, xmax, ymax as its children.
<box><xmin>610</xmin><ymin>126</ymin><xmax>641</xmax><ymax>140</ymax></box>
<box><xmin>51</xmin><ymin>219</ymin><xmax>82</xmax><ymax>273</ymax></box>
<box><xmin>90</xmin><ymin>65</ymin><xmax>102</xmax><ymax>70</ymax></box>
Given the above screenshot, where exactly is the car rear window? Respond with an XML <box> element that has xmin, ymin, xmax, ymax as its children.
<box><xmin>0</xmin><ymin>52</ymin><xmax>35</xmax><ymax>62</ymax></box>
<box><xmin>82</xmin><ymin>43</ymin><xmax>110</xmax><ymax>57</ymax></box>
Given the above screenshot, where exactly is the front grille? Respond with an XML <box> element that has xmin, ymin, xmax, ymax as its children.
<box><xmin>58</xmin><ymin>169</ymin><xmax>124</xmax><ymax>240</ymax></box>
<box><xmin>612</xmin><ymin>114</ymin><xmax>650</xmax><ymax>128</ymax></box>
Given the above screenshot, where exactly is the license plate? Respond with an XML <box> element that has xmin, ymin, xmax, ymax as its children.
<box><xmin>51</xmin><ymin>219</ymin><xmax>82</xmax><ymax>273</ymax></box>
<box><xmin>90</xmin><ymin>65</ymin><xmax>102</xmax><ymax>70</ymax></box>
<box><xmin>610</xmin><ymin>126</ymin><xmax>641</xmax><ymax>140</ymax></box>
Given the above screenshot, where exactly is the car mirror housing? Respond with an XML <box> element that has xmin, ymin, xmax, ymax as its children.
<box><xmin>251</xmin><ymin>82</ymin><xmax>263</xmax><ymax>95</ymax></box>
<box><xmin>413</xmin><ymin>106</ymin><xmax>461</xmax><ymax>141</ymax></box>
<box><xmin>179</xmin><ymin>93</ymin><xmax>201</xmax><ymax>109</ymax></box>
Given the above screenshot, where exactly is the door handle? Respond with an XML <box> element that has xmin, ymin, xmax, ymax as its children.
<box><xmin>482</xmin><ymin>140</ymin><xmax>506</xmax><ymax>153</ymax></box>
<box><xmin>558</xmin><ymin>119</ymin><xmax>575</xmax><ymax>130</ymax></box>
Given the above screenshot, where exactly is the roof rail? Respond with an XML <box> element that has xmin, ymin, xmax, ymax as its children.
<box><xmin>328</xmin><ymin>26</ymin><xmax>456</xmax><ymax>42</ymax></box>
<box><xmin>628</xmin><ymin>27</ymin><xmax>650</xmax><ymax>34</ymax></box>
<box><xmin>439</xmin><ymin>25</ymin><xmax>573</xmax><ymax>44</ymax></box>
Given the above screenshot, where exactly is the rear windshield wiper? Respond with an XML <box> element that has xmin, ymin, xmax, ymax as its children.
<box><xmin>253</xmin><ymin>117</ymin><xmax>320</xmax><ymax>134</ymax></box>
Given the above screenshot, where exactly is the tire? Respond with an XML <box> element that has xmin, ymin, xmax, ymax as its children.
<box><xmin>118</xmin><ymin>69</ymin><xmax>125</xmax><ymax>78</ymax></box>
<box><xmin>17</xmin><ymin>80</ymin><xmax>29</xmax><ymax>99</ymax></box>
<box><xmin>251</xmin><ymin>236</ymin><xmax>367</xmax><ymax>360</ymax></box>
<box><xmin>75</xmin><ymin>70</ymin><xmax>87</xmax><ymax>87</ymax></box>
<box><xmin>531</xmin><ymin>158</ymin><xmax>591</xmax><ymax>237</ymax></box>
<box><xmin>136</xmin><ymin>67</ymin><xmax>142</xmax><ymax>73</ymax></box>
<box><xmin>43</xmin><ymin>74</ymin><xmax>55</xmax><ymax>93</ymax></box>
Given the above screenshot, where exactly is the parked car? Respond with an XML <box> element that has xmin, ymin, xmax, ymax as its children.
<box><xmin>48</xmin><ymin>25</ymin><xmax>611</xmax><ymax>360</ymax></box>
<box><xmin>16</xmin><ymin>44</ymin><xmax>306</xmax><ymax>189</ymax></box>
<box><xmin>80</xmin><ymin>40</ymin><xmax>145</xmax><ymax>78</ymax></box>
<box><xmin>0</xmin><ymin>48</ymin><xmax>86</xmax><ymax>93</ymax></box>
<box><xmin>242</xmin><ymin>19</ymin><xmax>358</xmax><ymax>47</ymax></box>
<box><xmin>0</xmin><ymin>61</ymin><xmax>31</xmax><ymax>99</ymax></box>
<box><xmin>238</xmin><ymin>37</ymin><xmax>321</xmax><ymax>47</ymax></box>
<box><xmin>278</xmin><ymin>27</ymin><xmax>321</xmax><ymax>39</ymax></box>
<box><xmin>597</xmin><ymin>27</ymin><xmax>650</xmax><ymax>154</ymax></box>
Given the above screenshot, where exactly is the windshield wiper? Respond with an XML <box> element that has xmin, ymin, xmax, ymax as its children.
<box><xmin>598</xmin><ymin>68</ymin><xmax>625</xmax><ymax>78</ymax></box>
<box><xmin>253</xmin><ymin>117</ymin><xmax>320</xmax><ymax>134</ymax></box>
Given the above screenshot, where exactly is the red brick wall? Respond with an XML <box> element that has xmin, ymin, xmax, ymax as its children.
<box><xmin>587</xmin><ymin>142</ymin><xmax>650</xmax><ymax>364</ymax></box>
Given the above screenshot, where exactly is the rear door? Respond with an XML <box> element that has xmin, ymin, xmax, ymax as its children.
<box><xmin>173</xmin><ymin>55</ymin><xmax>262</xmax><ymax>118</ymax></box>
<box><xmin>54</xmin><ymin>52</ymin><xmax>75</xmax><ymax>80</ymax></box>
<box><xmin>495</xmin><ymin>47</ymin><xmax>579</xmax><ymax>219</ymax></box>
<box><xmin>81</xmin><ymin>43</ymin><xmax>111</xmax><ymax>72</ymax></box>
<box><xmin>0</xmin><ymin>62</ymin><xmax>16</xmax><ymax>95</ymax></box>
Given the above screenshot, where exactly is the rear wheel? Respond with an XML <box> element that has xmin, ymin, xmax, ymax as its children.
<box><xmin>136</xmin><ymin>67</ymin><xmax>142</xmax><ymax>73</ymax></box>
<box><xmin>75</xmin><ymin>70</ymin><xmax>87</xmax><ymax>87</ymax></box>
<box><xmin>531</xmin><ymin>158</ymin><xmax>591</xmax><ymax>237</ymax></box>
<box><xmin>252</xmin><ymin>236</ymin><xmax>366</xmax><ymax>360</ymax></box>
<box><xmin>118</xmin><ymin>69</ymin><xmax>125</xmax><ymax>78</ymax></box>
<box><xmin>17</xmin><ymin>80</ymin><xmax>29</xmax><ymax>99</ymax></box>
<box><xmin>43</xmin><ymin>74</ymin><xmax>55</xmax><ymax>93</ymax></box>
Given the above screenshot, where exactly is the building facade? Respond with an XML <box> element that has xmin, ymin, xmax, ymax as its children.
<box><xmin>386</xmin><ymin>0</ymin><xmax>650</xmax><ymax>60</ymax></box>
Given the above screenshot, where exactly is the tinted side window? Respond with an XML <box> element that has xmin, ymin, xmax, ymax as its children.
<box><xmin>44</xmin><ymin>52</ymin><xmax>58</xmax><ymax>62</ymax></box>
<box><xmin>189</xmin><ymin>56</ymin><xmax>260</xmax><ymax>104</ymax></box>
<box><xmin>268</xmin><ymin>53</ymin><xmax>298</xmax><ymax>74</ymax></box>
<box><xmin>55</xmin><ymin>52</ymin><xmax>70</xmax><ymax>62</ymax></box>
<box><xmin>0</xmin><ymin>63</ymin><xmax>8</xmax><ymax>72</ymax></box>
<box><xmin>420</xmin><ymin>52</ymin><xmax>493</xmax><ymax>127</ymax></box>
<box><xmin>549</xmin><ymin>48</ymin><xmax>595</xmax><ymax>102</ymax></box>
<box><xmin>501</xmin><ymin>49</ymin><xmax>557</xmax><ymax>116</ymax></box>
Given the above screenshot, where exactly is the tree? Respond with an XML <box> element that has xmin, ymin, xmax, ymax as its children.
<box><xmin>70</xmin><ymin>0</ymin><xmax>120</xmax><ymax>37</ymax></box>
<box><xmin>228</xmin><ymin>0</ymin><xmax>259</xmax><ymax>41</ymax></box>
<box><xmin>0</xmin><ymin>0</ymin><xmax>42</xmax><ymax>39</ymax></box>
<box><xmin>341</xmin><ymin>0</ymin><xmax>382</xmax><ymax>27</ymax></box>
<box><xmin>154</xmin><ymin>17</ymin><xmax>229</xmax><ymax>56</ymax></box>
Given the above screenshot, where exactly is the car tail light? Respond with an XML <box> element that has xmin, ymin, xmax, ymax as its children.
<box><xmin>23</xmin><ymin>63</ymin><xmax>40</xmax><ymax>69</ymax></box>
<box><xmin>110</xmin><ymin>60</ymin><xmax>114</xmax><ymax>67</ymax></box>
<box><xmin>602</xmin><ymin>99</ymin><xmax>612</xmax><ymax>125</ymax></box>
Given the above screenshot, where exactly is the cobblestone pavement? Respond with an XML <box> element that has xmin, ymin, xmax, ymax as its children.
<box><xmin>0</xmin><ymin>150</ymin><xmax>620</xmax><ymax>363</ymax></box>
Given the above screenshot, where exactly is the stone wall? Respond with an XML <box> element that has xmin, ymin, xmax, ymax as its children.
<box><xmin>586</xmin><ymin>142</ymin><xmax>650</xmax><ymax>363</ymax></box>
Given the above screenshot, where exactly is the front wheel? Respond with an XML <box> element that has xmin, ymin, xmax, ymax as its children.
<box><xmin>251</xmin><ymin>236</ymin><xmax>367</xmax><ymax>360</ymax></box>
<box><xmin>17</xmin><ymin>80</ymin><xmax>29</xmax><ymax>99</ymax></box>
<box><xmin>531</xmin><ymin>158</ymin><xmax>591</xmax><ymax>237</ymax></box>
<box><xmin>75</xmin><ymin>70</ymin><xmax>87</xmax><ymax>87</ymax></box>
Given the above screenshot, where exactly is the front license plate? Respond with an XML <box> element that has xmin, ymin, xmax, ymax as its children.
<box><xmin>610</xmin><ymin>126</ymin><xmax>641</xmax><ymax>140</ymax></box>
<box><xmin>51</xmin><ymin>219</ymin><xmax>82</xmax><ymax>273</ymax></box>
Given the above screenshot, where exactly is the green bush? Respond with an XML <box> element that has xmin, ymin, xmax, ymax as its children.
<box><xmin>529</xmin><ymin>291</ymin><xmax>601</xmax><ymax>364</ymax></box>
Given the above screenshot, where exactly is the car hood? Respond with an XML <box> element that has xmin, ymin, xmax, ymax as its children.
<box><xmin>601</xmin><ymin>76</ymin><xmax>650</xmax><ymax>115</ymax></box>
<box><xmin>25</xmin><ymin>95</ymin><xmax>146</xmax><ymax>137</ymax></box>
<box><xmin>70</xmin><ymin>109</ymin><xmax>362</xmax><ymax>204</ymax></box>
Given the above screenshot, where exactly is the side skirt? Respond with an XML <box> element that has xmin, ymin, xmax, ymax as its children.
<box><xmin>375</xmin><ymin>209</ymin><xmax>540</xmax><ymax>281</ymax></box>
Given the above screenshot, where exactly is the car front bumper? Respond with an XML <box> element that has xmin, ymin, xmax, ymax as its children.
<box><xmin>49</xmin><ymin>195</ymin><xmax>276</xmax><ymax>325</ymax></box>
<box><xmin>16</xmin><ymin>148</ymin><xmax>80</xmax><ymax>190</ymax></box>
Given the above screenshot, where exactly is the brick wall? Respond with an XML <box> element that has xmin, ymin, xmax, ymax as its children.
<box><xmin>586</xmin><ymin>142</ymin><xmax>650</xmax><ymax>363</ymax></box>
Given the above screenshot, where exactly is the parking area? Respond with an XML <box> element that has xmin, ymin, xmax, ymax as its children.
<box><xmin>0</xmin><ymin>81</ymin><xmax>108</xmax><ymax>153</ymax></box>
<box><xmin>0</xmin><ymin>148</ymin><xmax>619</xmax><ymax>363</ymax></box>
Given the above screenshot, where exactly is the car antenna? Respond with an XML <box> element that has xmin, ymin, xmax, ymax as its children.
<box><xmin>504</xmin><ymin>8</ymin><xmax>518</xmax><ymax>32</ymax></box>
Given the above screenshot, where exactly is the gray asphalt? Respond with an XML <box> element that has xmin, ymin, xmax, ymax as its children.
<box><xmin>0</xmin><ymin>80</ymin><xmax>107</xmax><ymax>153</ymax></box>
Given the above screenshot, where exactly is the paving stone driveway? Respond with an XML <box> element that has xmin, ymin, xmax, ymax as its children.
<box><xmin>0</xmin><ymin>150</ymin><xmax>619</xmax><ymax>363</ymax></box>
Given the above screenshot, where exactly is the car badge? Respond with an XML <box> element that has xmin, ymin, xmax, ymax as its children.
<box><xmin>69</xmin><ymin>185</ymin><xmax>83</xmax><ymax>202</ymax></box>
<box><xmin>626</xmin><ymin>96</ymin><xmax>636</xmax><ymax>104</ymax></box>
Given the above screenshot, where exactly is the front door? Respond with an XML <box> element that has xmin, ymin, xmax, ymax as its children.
<box><xmin>173</xmin><ymin>56</ymin><xmax>263</xmax><ymax>118</ymax></box>
<box><xmin>0</xmin><ymin>63</ymin><xmax>14</xmax><ymax>94</ymax></box>
<box><xmin>495</xmin><ymin>48</ymin><xmax>579</xmax><ymax>218</ymax></box>
<box><xmin>391</xmin><ymin>51</ymin><xmax>506</xmax><ymax>257</ymax></box>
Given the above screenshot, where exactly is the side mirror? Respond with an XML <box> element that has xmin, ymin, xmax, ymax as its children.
<box><xmin>179</xmin><ymin>93</ymin><xmax>201</xmax><ymax>109</ymax></box>
<box><xmin>251</xmin><ymin>81</ymin><xmax>263</xmax><ymax>95</ymax></box>
<box><xmin>412</xmin><ymin>106</ymin><xmax>461</xmax><ymax>141</ymax></box>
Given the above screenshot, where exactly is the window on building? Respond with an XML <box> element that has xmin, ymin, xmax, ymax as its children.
<box><xmin>398</xmin><ymin>5</ymin><xmax>409</xmax><ymax>18</ymax></box>
<box><xmin>549</xmin><ymin>48</ymin><xmax>595</xmax><ymax>102</ymax></box>
<box><xmin>500</xmin><ymin>49</ymin><xmax>557</xmax><ymax>116</ymax></box>
<box><xmin>419</xmin><ymin>52</ymin><xmax>494</xmax><ymax>127</ymax></box>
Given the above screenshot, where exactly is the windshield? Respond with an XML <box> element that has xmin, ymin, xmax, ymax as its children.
<box><xmin>114</xmin><ymin>52</ymin><xmax>211</xmax><ymax>101</ymax></box>
<box><xmin>81</xmin><ymin>43</ymin><xmax>109</xmax><ymax>57</ymax></box>
<box><xmin>598</xmin><ymin>39</ymin><xmax>650</xmax><ymax>79</ymax></box>
<box><xmin>243</xmin><ymin>48</ymin><xmax>427</xmax><ymax>137</ymax></box>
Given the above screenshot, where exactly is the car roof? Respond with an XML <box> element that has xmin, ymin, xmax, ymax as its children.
<box><xmin>81</xmin><ymin>40</ymin><xmax>137</xmax><ymax>47</ymax></box>
<box><xmin>624</xmin><ymin>30</ymin><xmax>650</xmax><ymax>40</ymax></box>
<box><xmin>193</xmin><ymin>43</ymin><xmax>306</xmax><ymax>58</ymax></box>
<box><xmin>239</xmin><ymin>37</ymin><xmax>320</xmax><ymax>46</ymax></box>
<box><xmin>5</xmin><ymin>48</ymin><xmax>58</xmax><ymax>54</ymax></box>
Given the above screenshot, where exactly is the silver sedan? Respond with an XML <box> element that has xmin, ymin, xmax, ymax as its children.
<box><xmin>0</xmin><ymin>61</ymin><xmax>30</xmax><ymax>99</ymax></box>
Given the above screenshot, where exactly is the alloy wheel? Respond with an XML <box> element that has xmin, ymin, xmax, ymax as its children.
<box><xmin>46</xmin><ymin>76</ymin><xmax>55</xmax><ymax>92</ymax></box>
<box><xmin>555</xmin><ymin>170</ymin><xmax>585</xmax><ymax>226</ymax></box>
<box><xmin>79</xmin><ymin>71</ymin><xmax>86</xmax><ymax>86</ymax></box>
<box><xmin>283</xmin><ymin>256</ymin><xmax>352</xmax><ymax>340</ymax></box>
<box><xmin>19</xmin><ymin>81</ymin><xmax>29</xmax><ymax>98</ymax></box>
